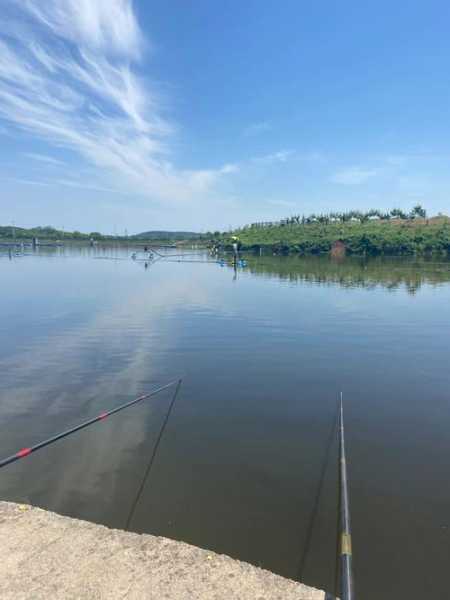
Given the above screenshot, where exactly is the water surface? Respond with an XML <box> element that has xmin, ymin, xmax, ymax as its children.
<box><xmin>1</xmin><ymin>247</ymin><xmax>449</xmax><ymax>599</ymax></box>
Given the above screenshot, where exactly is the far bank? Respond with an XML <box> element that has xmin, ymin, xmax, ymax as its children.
<box><xmin>216</xmin><ymin>216</ymin><xmax>450</xmax><ymax>256</ymax></box>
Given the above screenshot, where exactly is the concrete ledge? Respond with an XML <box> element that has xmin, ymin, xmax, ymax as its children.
<box><xmin>0</xmin><ymin>501</ymin><xmax>325</xmax><ymax>599</ymax></box>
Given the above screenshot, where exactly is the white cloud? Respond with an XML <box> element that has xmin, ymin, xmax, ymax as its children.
<box><xmin>0</xmin><ymin>1</ymin><xmax>233</xmax><ymax>203</ymax></box>
<box><xmin>24</xmin><ymin>0</ymin><xmax>144</xmax><ymax>59</ymax></box>
<box><xmin>331</xmin><ymin>167</ymin><xmax>378</xmax><ymax>185</ymax></box>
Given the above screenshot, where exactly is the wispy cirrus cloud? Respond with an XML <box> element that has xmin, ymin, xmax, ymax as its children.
<box><xmin>0</xmin><ymin>1</ymin><xmax>234</xmax><ymax>202</ymax></box>
<box><xmin>5</xmin><ymin>177</ymin><xmax>54</xmax><ymax>188</ymax></box>
<box><xmin>24</xmin><ymin>152</ymin><xmax>66</xmax><ymax>166</ymax></box>
<box><xmin>331</xmin><ymin>167</ymin><xmax>379</xmax><ymax>185</ymax></box>
<box><xmin>24</xmin><ymin>0</ymin><xmax>144</xmax><ymax>59</ymax></box>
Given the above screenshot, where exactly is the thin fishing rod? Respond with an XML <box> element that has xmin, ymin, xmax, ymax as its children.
<box><xmin>0</xmin><ymin>380</ymin><xmax>179</xmax><ymax>470</ymax></box>
<box><xmin>339</xmin><ymin>392</ymin><xmax>354</xmax><ymax>600</ymax></box>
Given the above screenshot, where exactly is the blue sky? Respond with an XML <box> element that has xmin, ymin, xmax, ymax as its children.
<box><xmin>1</xmin><ymin>1</ymin><xmax>450</xmax><ymax>233</ymax></box>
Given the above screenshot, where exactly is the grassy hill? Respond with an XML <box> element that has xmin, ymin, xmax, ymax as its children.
<box><xmin>219</xmin><ymin>216</ymin><xmax>450</xmax><ymax>256</ymax></box>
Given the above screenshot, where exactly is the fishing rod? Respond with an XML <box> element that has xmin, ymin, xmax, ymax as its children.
<box><xmin>338</xmin><ymin>392</ymin><xmax>354</xmax><ymax>600</ymax></box>
<box><xmin>0</xmin><ymin>380</ymin><xmax>180</xmax><ymax>470</ymax></box>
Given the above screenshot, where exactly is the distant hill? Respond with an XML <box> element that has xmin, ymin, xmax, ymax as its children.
<box><xmin>0</xmin><ymin>225</ymin><xmax>203</xmax><ymax>241</ymax></box>
<box><xmin>132</xmin><ymin>231</ymin><xmax>202</xmax><ymax>240</ymax></box>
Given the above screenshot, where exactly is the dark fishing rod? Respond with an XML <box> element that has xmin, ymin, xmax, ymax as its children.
<box><xmin>338</xmin><ymin>392</ymin><xmax>354</xmax><ymax>600</ymax></box>
<box><xmin>0</xmin><ymin>380</ymin><xmax>179</xmax><ymax>470</ymax></box>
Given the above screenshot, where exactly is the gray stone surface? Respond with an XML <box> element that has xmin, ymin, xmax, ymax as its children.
<box><xmin>0</xmin><ymin>501</ymin><xmax>326</xmax><ymax>599</ymax></box>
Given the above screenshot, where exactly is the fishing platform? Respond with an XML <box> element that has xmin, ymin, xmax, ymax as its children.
<box><xmin>0</xmin><ymin>501</ymin><xmax>325</xmax><ymax>600</ymax></box>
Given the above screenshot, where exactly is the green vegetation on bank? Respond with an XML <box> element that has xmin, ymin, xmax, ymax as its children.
<box><xmin>0</xmin><ymin>225</ymin><xmax>104</xmax><ymax>241</ymax></box>
<box><xmin>211</xmin><ymin>207</ymin><xmax>450</xmax><ymax>256</ymax></box>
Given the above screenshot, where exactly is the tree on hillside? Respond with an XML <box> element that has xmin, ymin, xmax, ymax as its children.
<box><xmin>411</xmin><ymin>204</ymin><xmax>427</xmax><ymax>219</ymax></box>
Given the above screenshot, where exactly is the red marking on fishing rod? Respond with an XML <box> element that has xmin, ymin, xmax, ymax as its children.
<box><xmin>16</xmin><ymin>448</ymin><xmax>32</xmax><ymax>458</ymax></box>
<box><xmin>0</xmin><ymin>380</ymin><xmax>180</xmax><ymax>471</ymax></box>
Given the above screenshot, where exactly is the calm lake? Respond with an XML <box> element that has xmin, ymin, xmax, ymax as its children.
<box><xmin>1</xmin><ymin>247</ymin><xmax>449</xmax><ymax>599</ymax></box>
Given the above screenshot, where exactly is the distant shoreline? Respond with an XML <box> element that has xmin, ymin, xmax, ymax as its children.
<box><xmin>0</xmin><ymin>238</ymin><xmax>204</xmax><ymax>248</ymax></box>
